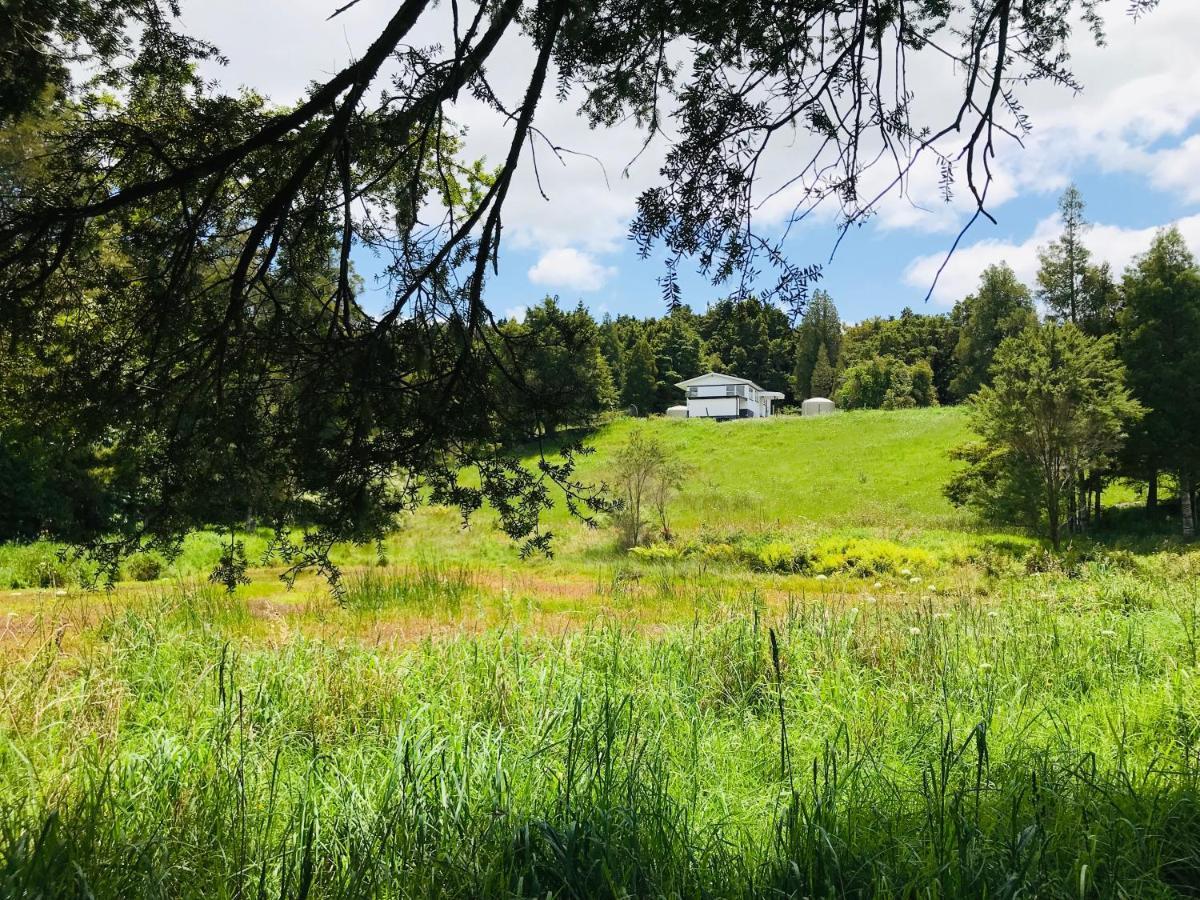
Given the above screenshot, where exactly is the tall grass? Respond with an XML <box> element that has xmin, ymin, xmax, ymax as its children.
<box><xmin>3</xmin><ymin>559</ymin><xmax>1200</xmax><ymax>898</ymax></box>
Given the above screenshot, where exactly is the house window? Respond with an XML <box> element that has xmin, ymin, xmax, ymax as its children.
<box><xmin>725</xmin><ymin>385</ymin><xmax>736</xmax><ymax>396</ymax></box>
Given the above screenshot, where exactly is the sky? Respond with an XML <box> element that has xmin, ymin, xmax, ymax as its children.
<box><xmin>178</xmin><ymin>0</ymin><xmax>1200</xmax><ymax>324</ymax></box>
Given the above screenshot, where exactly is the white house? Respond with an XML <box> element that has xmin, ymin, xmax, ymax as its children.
<box><xmin>674</xmin><ymin>372</ymin><xmax>785</xmax><ymax>419</ymax></box>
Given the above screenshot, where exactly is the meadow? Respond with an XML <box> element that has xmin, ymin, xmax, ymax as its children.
<box><xmin>2</xmin><ymin>408</ymin><xmax>1198</xmax><ymax>898</ymax></box>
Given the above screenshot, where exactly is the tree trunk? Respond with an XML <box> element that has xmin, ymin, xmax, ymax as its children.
<box><xmin>1183</xmin><ymin>471</ymin><xmax>1195</xmax><ymax>540</ymax></box>
<box><xmin>1047</xmin><ymin>487</ymin><xmax>1061</xmax><ymax>550</ymax></box>
<box><xmin>1093</xmin><ymin>473</ymin><xmax>1102</xmax><ymax>526</ymax></box>
<box><xmin>1147</xmin><ymin>470</ymin><xmax>1158</xmax><ymax>511</ymax></box>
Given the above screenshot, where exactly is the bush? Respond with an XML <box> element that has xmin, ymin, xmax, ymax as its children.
<box><xmin>836</xmin><ymin>356</ymin><xmax>937</xmax><ymax>410</ymax></box>
<box><xmin>811</xmin><ymin>537</ymin><xmax>935</xmax><ymax>576</ymax></box>
<box><xmin>749</xmin><ymin>540</ymin><xmax>809</xmax><ymax>573</ymax></box>
<box><xmin>628</xmin><ymin>543</ymin><xmax>683</xmax><ymax>562</ymax></box>
<box><xmin>125</xmin><ymin>553</ymin><xmax>165</xmax><ymax>582</ymax></box>
<box><xmin>0</xmin><ymin>543</ymin><xmax>75</xmax><ymax>589</ymax></box>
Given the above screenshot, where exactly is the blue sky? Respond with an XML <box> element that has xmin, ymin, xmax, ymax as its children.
<box><xmin>182</xmin><ymin>0</ymin><xmax>1200</xmax><ymax>325</ymax></box>
<box><xmin>354</xmin><ymin>152</ymin><xmax>1200</xmax><ymax>324</ymax></box>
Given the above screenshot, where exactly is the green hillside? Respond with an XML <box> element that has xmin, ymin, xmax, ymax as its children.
<box><xmin>546</xmin><ymin>406</ymin><xmax>973</xmax><ymax>533</ymax></box>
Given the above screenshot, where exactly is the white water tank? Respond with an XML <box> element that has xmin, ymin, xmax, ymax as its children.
<box><xmin>802</xmin><ymin>397</ymin><xmax>835</xmax><ymax>416</ymax></box>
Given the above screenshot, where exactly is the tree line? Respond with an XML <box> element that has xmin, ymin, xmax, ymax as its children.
<box><xmin>4</xmin><ymin>182</ymin><xmax>1197</xmax><ymax>546</ymax></box>
<box><xmin>488</xmin><ymin>186</ymin><xmax>1200</xmax><ymax>544</ymax></box>
<box><xmin>946</xmin><ymin>189</ymin><xmax>1199</xmax><ymax>543</ymax></box>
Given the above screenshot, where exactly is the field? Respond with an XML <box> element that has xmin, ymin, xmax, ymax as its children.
<box><xmin>3</xmin><ymin>408</ymin><xmax>1200</xmax><ymax>898</ymax></box>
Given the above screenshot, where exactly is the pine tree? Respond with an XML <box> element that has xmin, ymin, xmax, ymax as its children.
<box><xmin>621</xmin><ymin>334</ymin><xmax>659</xmax><ymax>416</ymax></box>
<box><xmin>1037</xmin><ymin>185</ymin><xmax>1090</xmax><ymax>325</ymax></box>
<box><xmin>793</xmin><ymin>290</ymin><xmax>841</xmax><ymax>399</ymax></box>
<box><xmin>810</xmin><ymin>344</ymin><xmax>836</xmax><ymax>398</ymax></box>
<box><xmin>950</xmin><ymin>323</ymin><xmax>1141</xmax><ymax>549</ymax></box>
<box><xmin>1120</xmin><ymin>227</ymin><xmax>1200</xmax><ymax>537</ymax></box>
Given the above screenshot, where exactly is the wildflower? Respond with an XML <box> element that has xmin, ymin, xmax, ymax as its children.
<box><xmin>909</xmin><ymin>576</ymin><xmax>921</xmax><ymax>584</ymax></box>
<box><xmin>865</xmin><ymin>595</ymin><xmax>877</xmax><ymax>604</ymax></box>
<box><xmin>900</xmin><ymin>568</ymin><xmax>912</xmax><ymax>577</ymax></box>
<box><xmin>979</xmin><ymin>662</ymin><xmax>993</xmax><ymax>672</ymax></box>
<box><xmin>1100</xmin><ymin>629</ymin><xmax>1117</xmax><ymax>638</ymax></box>
<box><xmin>908</xmin><ymin>626</ymin><xmax>921</xmax><ymax>636</ymax></box>
<box><xmin>987</xmin><ymin>610</ymin><xmax>1000</xmax><ymax>619</ymax></box>
<box><xmin>873</xmin><ymin>581</ymin><xmax>883</xmax><ymax>589</ymax></box>
<box><xmin>54</xmin><ymin>589</ymin><xmax>67</xmax><ymax>597</ymax></box>
<box><xmin>928</xmin><ymin>585</ymin><xmax>938</xmax><ymax>593</ymax></box>
<box><xmin>815</xmin><ymin>573</ymin><xmax>828</xmax><ymax>581</ymax></box>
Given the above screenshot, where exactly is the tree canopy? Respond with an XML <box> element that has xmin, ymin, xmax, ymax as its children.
<box><xmin>0</xmin><ymin>0</ymin><xmax>1161</xmax><ymax>570</ymax></box>
<box><xmin>1119</xmin><ymin>228</ymin><xmax>1200</xmax><ymax>537</ymax></box>
<box><xmin>948</xmin><ymin>323</ymin><xmax>1141</xmax><ymax>548</ymax></box>
<box><xmin>951</xmin><ymin>263</ymin><xmax>1039</xmax><ymax>399</ymax></box>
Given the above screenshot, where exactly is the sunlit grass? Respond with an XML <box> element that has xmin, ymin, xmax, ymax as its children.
<box><xmin>2</xmin><ymin>550</ymin><xmax>1200</xmax><ymax>897</ymax></box>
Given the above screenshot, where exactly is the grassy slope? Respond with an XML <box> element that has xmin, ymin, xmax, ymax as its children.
<box><xmin>556</xmin><ymin>406</ymin><xmax>973</xmax><ymax>531</ymax></box>
<box><xmin>5</xmin><ymin>409</ymin><xmax>1200</xmax><ymax>896</ymax></box>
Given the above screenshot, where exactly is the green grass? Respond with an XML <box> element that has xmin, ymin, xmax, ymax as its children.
<box><xmin>548</xmin><ymin>407</ymin><xmax>975</xmax><ymax>532</ymax></box>
<box><xmin>4</xmin><ymin>406</ymin><xmax>1200</xmax><ymax>897</ymax></box>
<box><xmin>3</xmin><ymin>554</ymin><xmax>1200</xmax><ymax>897</ymax></box>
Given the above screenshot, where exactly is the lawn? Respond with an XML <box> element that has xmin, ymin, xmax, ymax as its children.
<box><xmin>3</xmin><ymin>407</ymin><xmax>1199</xmax><ymax>898</ymax></box>
<box><xmin>542</xmin><ymin>406</ymin><xmax>976</xmax><ymax>532</ymax></box>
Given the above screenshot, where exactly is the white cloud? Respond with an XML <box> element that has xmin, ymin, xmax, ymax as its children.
<box><xmin>1145</xmin><ymin>134</ymin><xmax>1200</xmax><ymax>203</ymax></box>
<box><xmin>503</xmin><ymin>305</ymin><xmax>527</xmax><ymax>322</ymax></box>
<box><xmin>177</xmin><ymin>0</ymin><xmax>1200</xmax><ymax>270</ymax></box>
<box><xmin>904</xmin><ymin>213</ymin><xmax>1200</xmax><ymax>307</ymax></box>
<box><xmin>527</xmin><ymin>248</ymin><xmax>616</xmax><ymax>292</ymax></box>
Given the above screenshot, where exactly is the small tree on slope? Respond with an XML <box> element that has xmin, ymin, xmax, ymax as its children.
<box><xmin>949</xmin><ymin>323</ymin><xmax>1141</xmax><ymax>549</ymax></box>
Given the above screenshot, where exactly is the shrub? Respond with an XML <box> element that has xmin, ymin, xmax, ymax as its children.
<box><xmin>811</xmin><ymin>537</ymin><xmax>935</xmax><ymax>576</ymax></box>
<box><xmin>609</xmin><ymin>430</ymin><xmax>690</xmax><ymax>547</ymax></box>
<box><xmin>741</xmin><ymin>540</ymin><xmax>814</xmax><ymax>574</ymax></box>
<box><xmin>125</xmin><ymin>553</ymin><xmax>165</xmax><ymax>582</ymax></box>
<box><xmin>628</xmin><ymin>544</ymin><xmax>683</xmax><ymax>562</ymax></box>
<box><xmin>700</xmin><ymin>542</ymin><xmax>739</xmax><ymax>563</ymax></box>
<box><xmin>836</xmin><ymin>356</ymin><xmax>937</xmax><ymax>410</ymax></box>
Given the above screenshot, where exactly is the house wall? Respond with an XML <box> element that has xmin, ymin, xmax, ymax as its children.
<box><xmin>686</xmin><ymin>397</ymin><xmax>740</xmax><ymax>419</ymax></box>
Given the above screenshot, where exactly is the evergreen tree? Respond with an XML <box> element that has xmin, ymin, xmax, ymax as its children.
<box><xmin>697</xmin><ymin>296</ymin><xmax>792</xmax><ymax>391</ymax></box>
<box><xmin>493</xmin><ymin>298</ymin><xmax>615</xmax><ymax>438</ymax></box>
<box><xmin>621</xmin><ymin>334</ymin><xmax>659</xmax><ymax>416</ymax></box>
<box><xmin>948</xmin><ymin>323</ymin><xmax>1141</xmax><ymax>548</ymax></box>
<box><xmin>793</xmin><ymin>290</ymin><xmax>842</xmax><ymax>399</ymax></box>
<box><xmin>1078</xmin><ymin>262</ymin><xmax>1124</xmax><ymax>338</ymax></box>
<box><xmin>1037</xmin><ymin>185</ymin><xmax>1091</xmax><ymax>325</ymax></box>
<box><xmin>598</xmin><ymin>314</ymin><xmax>625</xmax><ymax>396</ymax></box>
<box><xmin>1120</xmin><ymin>227</ymin><xmax>1200</xmax><ymax>537</ymax></box>
<box><xmin>810</xmin><ymin>344</ymin><xmax>837</xmax><ymax>398</ymax></box>
<box><xmin>1036</xmin><ymin>186</ymin><xmax>1123</xmax><ymax>339</ymax></box>
<box><xmin>652</xmin><ymin>309</ymin><xmax>704</xmax><ymax>411</ymax></box>
<box><xmin>951</xmin><ymin>264</ymin><xmax>1038</xmax><ymax>399</ymax></box>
